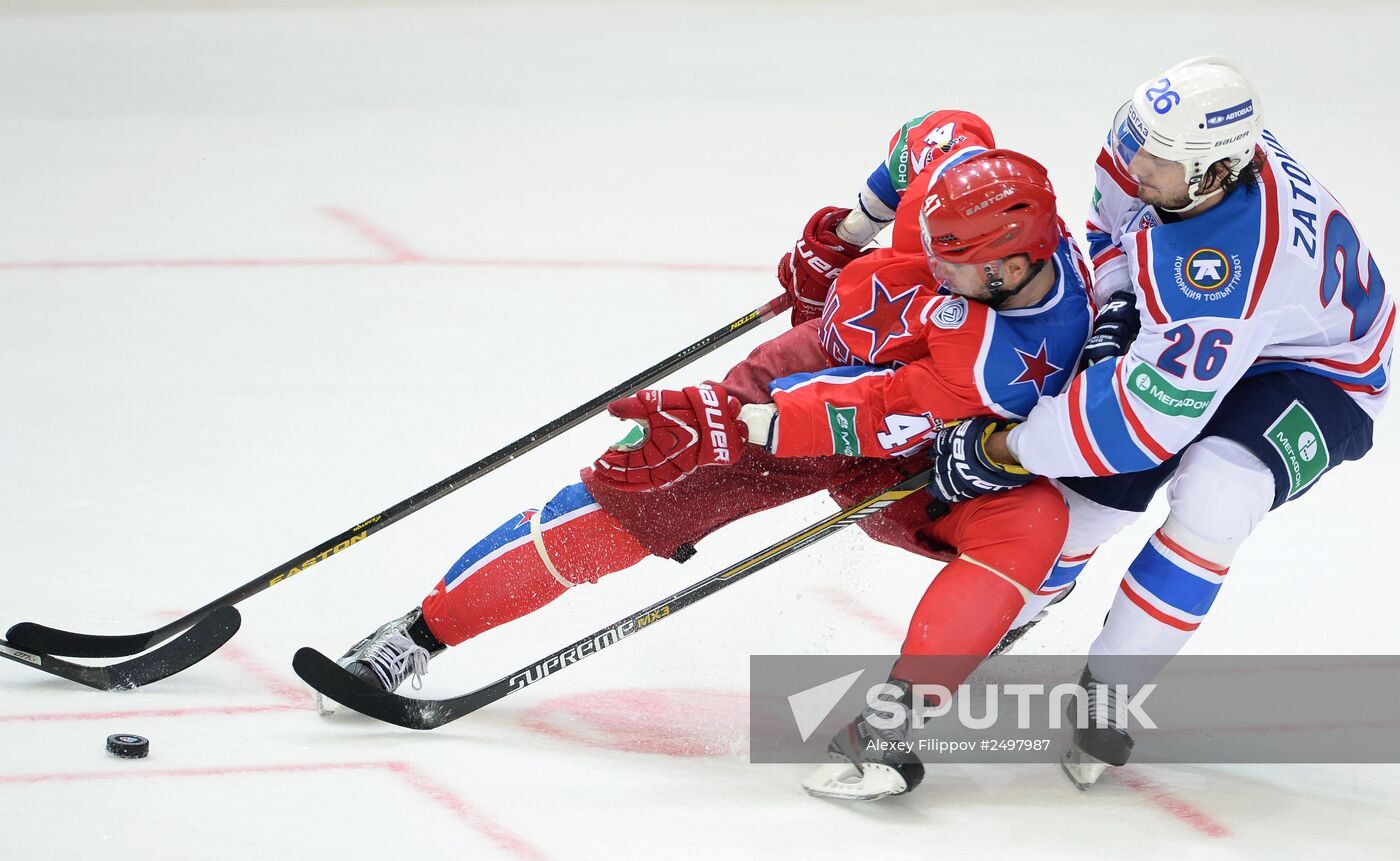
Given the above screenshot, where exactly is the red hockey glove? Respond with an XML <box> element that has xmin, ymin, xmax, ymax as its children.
<box><xmin>778</xmin><ymin>206</ymin><xmax>869</xmax><ymax>326</ymax></box>
<box><xmin>592</xmin><ymin>383</ymin><xmax>747</xmax><ymax>492</ymax></box>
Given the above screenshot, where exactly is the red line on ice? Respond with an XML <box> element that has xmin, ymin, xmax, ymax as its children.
<box><xmin>383</xmin><ymin>761</ymin><xmax>548</xmax><ymax>859</ymax></box>
<box><xmin>0</xmin><ymin>612</ymin><xmax>306</xmax><ymax>722</ymax></box>
<box><xmin>319</xmin><ymin>206</ymin><xmax>425</xmax><ymax>261</ymax></box>
<box><xmin>523</xmin><ymin>688</ymin><xmax>749</xmax><ymax>758</ymax></box>
<box><xmin>0</xmin><ymin>761</ymin><xmax>548</xmax><ymax>860</ymax></box>
<box><xmin>0</xmin><ymin>255</ymin><xmax>765</xmax><ymax>273</ymax></box>
<box><xmin>155</xmin><ymin>609</ymin><xmax>307</xmax><ymax>708</ymax></box>
<box><xmin>1119</xmin><ymin>768</ymin><xmax>1231</xmax><ymax>838</ymax></box>
<box><xmin>0</xmin><ymin>204</ymin><xmax>767</xmax><ymax>276</ymax></box>
<box><xmin>817</xmin><ymin>585</ymin><xmax>905</xmax><ymax>641</ymax></box>
<box><xmin>0</xmin><ymin>255</ymin><xmax>391</xmax><ymax>270</ymax></box>
<box><xmin>0</xmin><ymin>703</ymin><xmax>300</xmax><ymax>723</ymax></box>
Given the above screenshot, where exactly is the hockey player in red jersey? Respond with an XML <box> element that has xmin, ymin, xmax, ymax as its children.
<box><xmin>313</xmin><ymin>139</ymin><xmax>1093</xmax><ymax>801</ymax></box>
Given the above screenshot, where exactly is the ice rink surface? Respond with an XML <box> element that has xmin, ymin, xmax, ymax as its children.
<box><xmin>3</xmin><ymin>1</ymin><xmax>1399</xmax><ymax>857</ymax></box>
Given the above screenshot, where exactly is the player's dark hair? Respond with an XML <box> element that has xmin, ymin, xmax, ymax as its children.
<box><xmin>1218</xmin><ymin>150</ymin><xmax>1263</xmax><ymax>197</ymax></box>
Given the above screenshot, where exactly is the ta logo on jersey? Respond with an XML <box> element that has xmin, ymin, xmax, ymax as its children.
<box><xmin>1185</xmin><ymin>248</ymin><xmax>1231</xmax><ymax>290</ymax></box>
<box><xmin>1172</xmin><ymin>247</ymin><xmax>1243</xmax><ymax>301</ymax></box>
<box><xmin>1011</xmin><ymin>339</ymin><xmax>1063</xmax><ymax>397</ymax></box>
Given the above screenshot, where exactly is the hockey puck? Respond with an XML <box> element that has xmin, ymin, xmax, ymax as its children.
<box><xmin>106</xmin><ymin>734</ymin><xmax>149</xmax><ymax>759</ymax></box>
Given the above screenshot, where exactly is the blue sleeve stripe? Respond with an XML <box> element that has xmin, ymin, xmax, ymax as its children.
<box><xmin>858</xmin><ymin>197</ymin><xmax>894</xmax><ymax>224</ymax></box>
<box><xmin>1127</xmin><ymin>544</ymin><xmax>1223</xmax><ymax>616</ymax></box>
<box><xmin>1079</xmin><ymin>360</ymin><xmax>1160</xmax><ymax>473</ymax></box>
<box><xmin>1087</xmin><ymin>230</ymin><xmax>1113</xmax><ymax>258</ymax></box>
<box><xmin>865</xmin><ymin>164</ymin><xmax>902</xmax><ymax>211</ymax></box>
<box><xmin>1040</xmin><ymin>559</ymin><xmax>1088</xmax><ymax>591</ymax></box>
<box><xmin>1244</xmin><ymin>361</ymin><xmax>1388</xmax><ymax>389</ymax></box>
<box><xmin>540</xmin><ymin>481</ymin><xmax>599</xmax><ymax>525</ymax></box>
<box><xmin>770</xmin><ymin>365</ymin><xmax>892</xmax><ymax>395</ymax></box>
<box><xmin>443</xmin><ymin>512</ymin><xmax>535</xmax><ymax>590</ymax></box>
<box><xmin>929</xmin><ymin>146</ymin><xmax>988</xmax><ymax>182</ymax></box>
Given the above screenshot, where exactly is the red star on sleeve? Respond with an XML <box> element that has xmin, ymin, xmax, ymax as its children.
<box><xmin>1012</xmin><ymin>339</ymin><xmax>1063</xmax><ymax>396</ymax></box>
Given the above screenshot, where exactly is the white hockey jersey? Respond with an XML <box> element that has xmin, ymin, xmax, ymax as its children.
<box><xmin>1009</xmin><ymin>129</ymin><xmax>1392</xmax><ymax>477</ymax></box>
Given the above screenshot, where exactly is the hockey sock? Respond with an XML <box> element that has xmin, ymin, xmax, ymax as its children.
<box><xmin>1093</xmin><ymin>523</ymin><xmax>1232</xmax><ymax>658</ymax></box>
<box><xmin>891</xmin><ymin>555</ymin><xmax>1032</xmax><ymax>689</ymax></box>
<box><xmin>1007</xmin><ymin>548</ymin><xmax>1096</xmax><ymax>629</ymax></box>
<box><xmin>420</xmin><ymin>482</ymin><xmax>648</xmax><ymax>646</ymax></box>
<box><xmin>890</xmin><ymin>481</ymin><xmax>1064</xmax><ymax>683</ymax></box>
<box><xmin>1088</xmin><ymin>437</ymin><xmax>1273</xmax><ymax>684</ymax></box>
<box><xmin>1087</xmin><ymin>514</ymin><xmax>1239</xmax><ymax>690</ymax></box>
<box><xmin>893</xmin><ymin>482</ymin><xmax>1068</xmax><ymax>687</ymax></box>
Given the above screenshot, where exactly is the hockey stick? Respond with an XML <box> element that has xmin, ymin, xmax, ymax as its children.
<box><xmin>5</xmin><ymin>295</ymin><xmax>791</xmax><ymax>661</ymax></box>
<box><xmin>0</xmin><ymin>606</ymin><xmax>241</xmax><ymax>691</ymax></box>
<box><xmin>291</xmin><ymin>465</ymin><xmax>935</xmax><ymax>730</ymax></box>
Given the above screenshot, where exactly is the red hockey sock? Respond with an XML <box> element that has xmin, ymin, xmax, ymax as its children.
<box><xmin>892</xmin><ymin>481</ymin><xmax>1068</xmax><ymax>688</ymax></box>
<box><xmin>420</xmin><ymin>483</ymin><xmax>649</xmax><ymax>646</ymax></box>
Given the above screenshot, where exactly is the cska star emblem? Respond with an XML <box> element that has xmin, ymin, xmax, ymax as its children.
<box><xmin>842</xmin><ymin>275</ymin><xmax>920</xmax><ymax>363</ymax></box>
<box><xmin>1012</xmin><ymin>339</ymin><xmax>1063</xmax><ymax>396</ymax></box>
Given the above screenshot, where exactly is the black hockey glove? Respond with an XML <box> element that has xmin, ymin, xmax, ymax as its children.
<box><xmin>1081</xmin><ymin>290</ymin><xmax>1141</xmax><ymax>367</ymax></box>
<box><xmin>926</xmin><ymin>417</ymin><xmax>1032</xmax><ymax>507</ymax></box>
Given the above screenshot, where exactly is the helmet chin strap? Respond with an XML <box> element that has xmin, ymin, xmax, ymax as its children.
<box><xmin>981</xmin><ymin>259</ymin><xmax>1046</xmax><ymax>310</ymax></box>
<box><xmin>1161</xmin><ymin>161</ymin><xmax>1226</xmax><ymax>214</ymax></box>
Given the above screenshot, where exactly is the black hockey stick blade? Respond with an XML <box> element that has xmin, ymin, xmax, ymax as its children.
<box><xmin>6</xmin><ymin>295</ymin><xmax>791</xmax><ymax>661</ymax></box>
<box><xmin>4</xmin><ymin>621</ymin><xmax>154</xmax><ymax>660</ymax></box>
<box><xmin>292</xmin><ymin>467</ymin><xmax>934</xmax><ymax>730</ymax></box>
<box><xmin>293</xmin><ymin>648</ymin><xmax>457</xmax><ymax>729</ymax></box>
<box><xmin>0</xmin><ymin>606</ymin><xmax>241</xmax><ymax>691</ymax></box>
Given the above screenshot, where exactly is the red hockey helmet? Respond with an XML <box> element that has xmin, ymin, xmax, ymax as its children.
<box><xmin>919</xmin><ymin>149</ymin><xmax>1059</xmax><ymax>266</ymax></box>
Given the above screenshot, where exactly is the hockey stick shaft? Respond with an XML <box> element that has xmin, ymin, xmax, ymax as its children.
<box><xmin>9</xmin><ymin>294</ymin><xmax>792</xmax><ymax>658</ymax></box>
<box><xmin>480</xmin><ymin>469</ymin><xmax>933</xmax><ymax>700</ymax></box>
<box><xmin>292</xmin><ymin>465</ymin><xmax>935</xmax><ymax>729</ymax></box>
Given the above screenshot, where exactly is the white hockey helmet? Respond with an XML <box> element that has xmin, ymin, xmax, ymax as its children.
<box><xmin>1111</xmin><ymin>56</ymin><xmax>1263</xmax><ymax>209</ymax></box>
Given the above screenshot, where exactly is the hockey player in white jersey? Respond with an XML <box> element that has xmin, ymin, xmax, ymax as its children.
<box><xmin>921</xmin><ymin>56</ymin><xmax>1391</xmax><ymax>787</ymax></box>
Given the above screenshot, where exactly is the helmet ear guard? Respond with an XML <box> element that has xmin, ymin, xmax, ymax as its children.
<box><xmin>1116</xmin><ymin>56</ymin><xmax>1264</xmax><ymax>210</ymax></box>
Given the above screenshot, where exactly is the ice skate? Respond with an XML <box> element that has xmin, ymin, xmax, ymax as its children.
<box><xmin>316</xmin><ymin>607</ymin><xmax>445</xmax><ymax>716</ymax></box>
<box><xmin>1060</xmin><ymin>667</ymin><xmax>1134</xmax><ymax>790</ymax></box>
<box><xmin>803</xmin><ymin>680</ymin><xmax>925</xmax><ymax>802</ymax></box>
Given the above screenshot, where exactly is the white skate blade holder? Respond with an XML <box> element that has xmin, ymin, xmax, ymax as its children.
<box><xmin>315</xmin><ymin>692</ymin><xmax>339</xmax><ymax>716</ymax></box>
<box><xmin>1061</xmin><ymin>744</ymin><xmax>1109</xmax><ymax>791</ymax></box>
<box><xmin>803</xmin><ymin>762</ymin><xmax>910</xmax><ymax>802</ymax></box>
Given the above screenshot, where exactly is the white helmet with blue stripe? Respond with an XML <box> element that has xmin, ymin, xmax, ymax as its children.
<box><xmin>1112</xmin><ymin>56</ymin><xmax>1263</xmax><ymax>210</ymax></box>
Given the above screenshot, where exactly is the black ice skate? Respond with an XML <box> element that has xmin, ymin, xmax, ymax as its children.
<box><xmin>990</xmin><ymin>581</ymin><xmax>1076</xmax><ymax>657</ymax></box>
<box><xmin>803</xmin><ymin>680</ymin><xmax>926</xmax><ymax>802</ymax></box>
<box><xmin>315</xmin><ymin>607</ymin><xmax>446</xmax><ymax>716</ymax></box>
<box><xmin>1061</xmin><ymin>667</ymin><xmax>1135</xmax><ymax>790</ymax></box>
